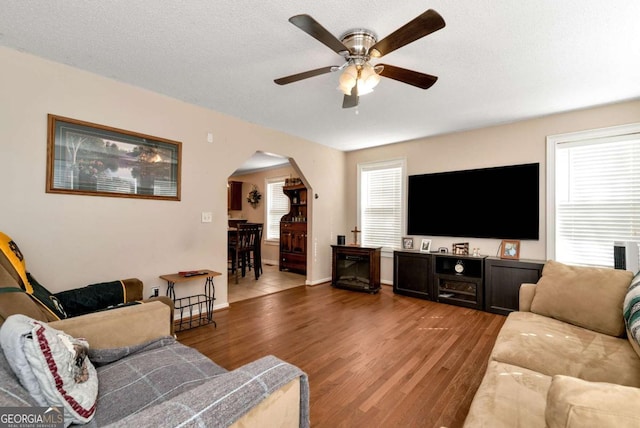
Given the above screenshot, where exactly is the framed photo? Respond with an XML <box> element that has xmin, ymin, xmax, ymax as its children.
<box><xmin>420</xmin><ymin>239</ymin><xmax>432</xmax><ymax>252</ymax></box>
<box><xmin>402</xmin><ymin>237</ymin><xmax>414</xmax><ymax>250</ymax></box>
<box><xmin>452</xmin><ymin>242</ymin><xmax>469</xmax><ymax>255</ymax></box>
<box><xmin>46</xmin><ymin>114</ymin><xmax>182</xmax><ymax>200</ymax></box>
<box><xmin>501</xmin><ymin>240</ymin><xmax>521</xmax><ymax>259</ymax></box>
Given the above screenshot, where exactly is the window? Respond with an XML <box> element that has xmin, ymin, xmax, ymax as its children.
<box><xmin>547</xmin><ymin>123</ymin><xmax>640</xmax><ymax>267</ymax></box>
<box><xmin>265</xmin><ymin>177</ymin><xmax>289</xmax><ymax>241</ymax></box>
<box><xmin>358</xmin><ymin>159</ymin><xmax>405</xmax><ymax>253</ymax></box>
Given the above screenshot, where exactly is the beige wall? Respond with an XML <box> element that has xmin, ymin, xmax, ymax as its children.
<box><xmin>229</xmin><ymin>164</ymin><xmax>298</xmax><ymax>265</ymax></box>
<box><xmin>346</xmin><ymin>99</ymin><xmax>640</xmax><ymax>283</ymax></box>
<box><xmin>0</xmin><ymin>47</ymin><xmax>345</xmax><ymax>306</ymax></box>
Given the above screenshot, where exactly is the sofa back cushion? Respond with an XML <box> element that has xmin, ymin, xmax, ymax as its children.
<box><xmin>623</xmin><ymin>271</ymin><xmax>640</xmax><ymax>358</ymax></box>
<box><xmin>530</xmin><ymin>260</ymin><xmax>632</xmax><ymax>337</ymax></box>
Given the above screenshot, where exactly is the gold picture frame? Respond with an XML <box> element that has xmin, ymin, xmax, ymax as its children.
<box><xmin>46</xmin><ymin>114</ymin><xmax>182</xmax><ymax>200</ymax></box>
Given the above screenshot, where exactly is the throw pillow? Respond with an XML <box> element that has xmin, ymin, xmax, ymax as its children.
<box><xmin>546</xmin><ymin>375</ymin><xmax>640</xmax><ymax>428</ymax></box>
<box><xmin>623</xmin><ymin>271</ymin><xmax>640</xmax><ymax>358</ymax></box>
<box><xmin>0</xmin><ymin>314</ymin><xmax>97</xmax><ymax>427</ymax></box>
<box><xmin>530</xmin><ymin>260</ymin><xmax>632</xmax><ymax>336</ymax></box>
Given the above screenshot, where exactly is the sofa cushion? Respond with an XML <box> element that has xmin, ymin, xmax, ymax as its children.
<box><xmin>491</xmin><ymin>311</ymin><xmax>640</xmax><ymax>387</ymax></box>
<box><xmin>0</xmin><ymin>314</ymin><xmax>98</xmax><ymax>426</ymax></box>
<box><xmin>530</xmin><ymin>260</ymin><xmax>632</xmax><ymax>337</ymax></box>
<box><xmin>0</xmin><ymin>349</ymin><xmax>38</xmax><ymax>407</ymax></box>
<box><xmin>463</xmin><ymin>361</ymin><xmax>551</xmax><ymax>428</ymax></box>
<box><xmin>546</xmin><ymin>375</ymin><xmax>640</xmax><ymax>428</ymax></box>
<box><xmin>623</xmin><ymin>271</ymin><xmax>640</xmax><ymax>358</ymax></box>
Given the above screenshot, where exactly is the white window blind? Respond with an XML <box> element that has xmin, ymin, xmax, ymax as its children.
<box><xmin>265</xmin><ymin>177</ymin><xmax>289</xmax><ymax>241</ymax></box>
<box><xmin>549</xmin><ymin>125</ymin><xmax>640</xmax><ymax>267</ymax></box>
<box><xmin>358</xmin><ymin>159</ymin><xmax>405</xmax><ymax>251</ymax></box>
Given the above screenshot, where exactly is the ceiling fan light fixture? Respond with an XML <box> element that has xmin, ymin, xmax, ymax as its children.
<box><xmin>338</xmin><ymin>64</ymin><xmax>358</xmax><ymax>95</ymax></box>
<box><xmin>339</xmin><ymin>62</ymin><xmax>380</xmax><ymax>96</ymax></box>
<box><xmin>358</xmin><ymin>62</ymin><xmax>381</xmax><ymax>94</ymax></box>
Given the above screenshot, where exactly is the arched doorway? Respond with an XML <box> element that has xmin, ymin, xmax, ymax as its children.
<box><xmin>227</xmin><ymin>151</ymin><xmax>309</xmax><ymax>303</ymax></box>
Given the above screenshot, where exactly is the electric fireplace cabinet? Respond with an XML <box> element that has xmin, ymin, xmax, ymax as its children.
<box><xmin>331</xmin><ymin>245</ymin><xmax>381</xmax><ymax>293</ymax></box>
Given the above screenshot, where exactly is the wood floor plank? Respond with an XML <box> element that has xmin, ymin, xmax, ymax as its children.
<box><xmin>177</xmin><ymin>283</ymin><xmax>505</xmax><ymax>428</ymax></box>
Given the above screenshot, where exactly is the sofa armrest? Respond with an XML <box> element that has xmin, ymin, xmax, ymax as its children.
<box><xmin>122</xmin><ymin>278</ymin><xmax>143</xmax><ymax>302</ymax></box>
<box><xmin>141</xmin><ymin>295</ymin><xmax>175</xmax><ymax>336</ymax></box>
<box><xmin>108</xmin><ymin>355</ymin><xmax>310</xmax><ymax>428</ymax></box>
<box><xmin>519</xmin><ymin>283</ymin><xmax>537</xmax><ymax>312</ymax></box>
<box><xmin>230</xmin><ymin>378</ymin><xmax>301</xmax><ymax>428</ymax></box>
<box><xmin>48</xmin><ymin>301</ymin><xmax>171</xmax><ymax>349</ymax></box>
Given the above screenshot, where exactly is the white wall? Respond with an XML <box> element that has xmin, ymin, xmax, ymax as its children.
<box><xmin>0</xmin><ymin>47</ymin><xmax>345</xmax><ymax>305</ymax></box>
<box><xmin>346</xmin><ymin>99</ymin><xmax>640</xmax><ymax>283</ymax></box>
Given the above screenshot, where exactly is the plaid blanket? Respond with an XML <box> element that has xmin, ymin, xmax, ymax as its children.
<box><xmin>84</xmin><ymin>337</ymin><xmax>309</xmax><ymax>427</ymax></box>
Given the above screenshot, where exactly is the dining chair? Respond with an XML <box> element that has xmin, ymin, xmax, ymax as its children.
<box><xmin>234</xmin><ymin>223</ymin><xmax>262</xmax><ymax>284</ymax></box>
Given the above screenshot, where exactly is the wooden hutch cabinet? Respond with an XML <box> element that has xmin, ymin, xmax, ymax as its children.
<box><xmin>279</xmin><ymin>182</ymin><xmax>307</xmax><ymax>274</ymax></box>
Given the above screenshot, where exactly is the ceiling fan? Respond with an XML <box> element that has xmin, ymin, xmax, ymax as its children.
<box><xmin>274</xmin><ymin>9</ymin><xmax>445</xmax><ymax>109</ymax></box>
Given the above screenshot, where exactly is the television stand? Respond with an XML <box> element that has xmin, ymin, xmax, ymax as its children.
<box><xmin>433</xmin><ymin>254</ymin><xmax>485</xmax><ymax>309</ymax></box>
<box><xmin>331</xmin><ymin>245</ymin><xmax>381</xmax><ymax>293</ymax></box>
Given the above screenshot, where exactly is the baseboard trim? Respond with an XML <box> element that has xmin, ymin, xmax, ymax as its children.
<box><xmin>307</xmin><ymin>277</ymin><xmax>331</xmax><ymax>286</ymax></box>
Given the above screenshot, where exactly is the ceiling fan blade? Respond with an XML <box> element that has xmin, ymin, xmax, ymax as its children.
<box><xmin>378</xmin><ymin>64</ymin><xmax>438</xmax><ymax>89</ymax></box>
<box><xmin>370</xmin><ymin>9</ymin><xmax>445</xmax><ymax>58</ymax></box>
<box><xmin>289</xmin><ymin>14</ymin><xmax>349</xmax><ymax>55</ymax></box>
<box><xmin>274</xmin><ymin>66</ymin><xmax>337</xmax><ymax>85</ymax></box>
<box><xmin>342</xmin><ymin>85</ymin><xmax>359</xmax><ymax>109</ymax></box>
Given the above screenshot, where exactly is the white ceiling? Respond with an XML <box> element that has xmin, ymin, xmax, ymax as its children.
<box><xmin>1</xmin><ymin>1</ymin><xmax>639</xmax><ymax>154</ymax></box>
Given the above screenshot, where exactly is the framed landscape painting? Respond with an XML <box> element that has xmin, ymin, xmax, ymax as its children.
<box><xmin>46</xmin><ymin>114</ymin><xmax>182</xmax><ymax>200</ymax></box>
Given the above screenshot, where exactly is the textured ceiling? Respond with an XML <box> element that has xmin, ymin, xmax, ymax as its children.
<box><xmin>1</xmin><ymin>1</ymin><xmax>639</xmax><ymax>153</ymax></box>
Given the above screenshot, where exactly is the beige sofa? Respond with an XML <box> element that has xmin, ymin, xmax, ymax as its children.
<box><xmin>464</xmin><ymin>260</ymin><xmax>640</xmax><ymax>427</ymax></box>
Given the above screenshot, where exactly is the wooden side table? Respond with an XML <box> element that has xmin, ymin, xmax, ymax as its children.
<box><xmin>159</xmin><ymin>270</ymin><xmax>220</xmax><ymax>331</ymax></box>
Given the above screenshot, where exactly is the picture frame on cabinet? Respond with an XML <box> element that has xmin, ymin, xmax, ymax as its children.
<box><xmin>501</xmin><ymin>240</ymin><xmax>521</xmax><ymax>259</ymax></box>
<box><xmin>420</xmin><ymin>239</ymin><xmax>432</xmax><ymax>252</ymax></box>
<box><xmin>402</xmin><ymin>237</ymin><xmax>414</xmax><ymax>250</ymax></box>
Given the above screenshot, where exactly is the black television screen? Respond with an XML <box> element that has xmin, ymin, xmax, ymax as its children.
<box><xmin>407</xmin><ymin>163</ymin><xmax>539</xmax><ymax>240</ymax></box>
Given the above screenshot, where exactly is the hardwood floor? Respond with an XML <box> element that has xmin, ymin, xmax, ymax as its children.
<box><xmin>178</xmin><ymin>283</ymin><xmax>506</xmax><ymax>428</ymax></box>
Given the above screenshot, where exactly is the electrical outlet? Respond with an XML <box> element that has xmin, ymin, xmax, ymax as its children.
<box><xmin>152</xmin><ymin>287</ymin><xmax>159</xmax><ymax>297</ymax></box>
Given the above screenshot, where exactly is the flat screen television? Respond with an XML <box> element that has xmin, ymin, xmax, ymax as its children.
<box><xmin>407</xmin><ymin>163</ymin><xmax>539</xmax><ymax>240</ymax></box>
